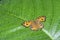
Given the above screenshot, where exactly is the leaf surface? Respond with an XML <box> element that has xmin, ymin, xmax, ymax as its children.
<box><xmin>0</xmin><ymin>0</ymin><xmax>60</xmax><ymax>40</ymax></box>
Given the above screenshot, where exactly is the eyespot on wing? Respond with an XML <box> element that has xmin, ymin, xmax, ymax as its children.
<box><xmin>37</xmin><ymin>16</ymin><xmax>46</xmax><ymax>22</ymax></box>
<box><xmin>23</xmin><ymin>21</ymin><xmax>32</xmax><ymax>27</ymax></box>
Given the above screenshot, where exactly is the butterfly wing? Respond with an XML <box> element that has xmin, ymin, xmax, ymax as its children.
<box><xmin>36</xmin><ymin>16</ymin><xmax>46</xmax><ymax>22</ymax></box>
<box><xmin>39</xmin><ymin>23</ymin><xmax>44</xmax><ymax>29</ymax></box>
<box><xmin>30</xmin><ymin>21</ymin><xmax>44</xmax><ymax>30</ymax></box>
<box><xmin>30</xmin><ymin>21</ymin><xmax>38</xmax><ymax>30</ymax></box>
<box><xmin>23</xmin><ymin>21</ymin><xmax>32</xmax><ymax>27</ymax></box>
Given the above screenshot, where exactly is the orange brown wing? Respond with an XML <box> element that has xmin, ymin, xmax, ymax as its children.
<box><xmin>30</xmin><ymin>21</ymin><xmax>44</xmax><ymax>30</ymax></box>
<box><xmin>23</xmin><ymin>21</ymin><xmax>32</xmax><ymax>27</ymax></box>
<box><xmin>36</xmin><ymin>16</ymin><xmax>46</xmax><ymax>22</ymax></box>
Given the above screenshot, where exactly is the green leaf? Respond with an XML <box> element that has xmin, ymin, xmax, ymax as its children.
<box><xmin>0</xmin><ymin>0</ymin><xmax>60</xmax><ymax>40</ymax></box>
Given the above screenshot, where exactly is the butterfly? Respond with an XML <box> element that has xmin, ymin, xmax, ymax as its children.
<box><xmin>23</xmin><ymin>16</ymin><xmax>46</xmax><ymax>30</ymax></box>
